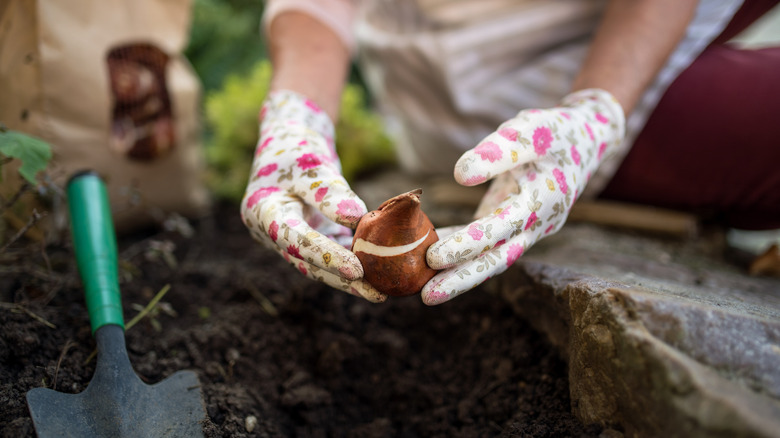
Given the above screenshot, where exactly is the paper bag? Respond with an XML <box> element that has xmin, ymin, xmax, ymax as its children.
<box><xmin>0</xmin><ymin>0</ymin><xmax>210</xmax><ymax>234</ymax></box>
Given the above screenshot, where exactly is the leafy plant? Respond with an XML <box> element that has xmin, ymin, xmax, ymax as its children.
<box><xmin>185</xmin><ymin>0</ymin><xmax>267</xmax><ymax>92</ymax></box>
<box><xmin>186</xmin><ymin>0</ymin><xmax>370</xmax><ymax>94</ymax></box>
<box><xmin>0</xmin><ymin>126</ymin><xmax>54</xmax><ymax>247</ymax></box>
<box><xmin>204</xmin><ymin>59</ymin><xmax>397</xmax><ymax>202</ymax></box>
<box><xmin>336</xmin><ymin>86</ymin><xmax>396</xmax><ymax>183</ymax></box>
<box><xmin>0</xmin><ymin>127</ymin><xmax>52</xmax><ymax>184</ymax></box>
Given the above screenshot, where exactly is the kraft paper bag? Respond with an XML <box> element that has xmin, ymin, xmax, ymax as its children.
<box><xmin>0</xmin><ymin>0</ymin><xmax>210</xmax><ymax>234</ymax></box>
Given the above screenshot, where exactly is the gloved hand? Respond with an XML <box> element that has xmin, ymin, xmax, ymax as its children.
<box><xmin>423</xmin><ymin>89</ymin><xmax>625</xmax><ymax>305</ymax></box>
<box><xmin>241</xmin><ymin>90</ymin><xmax>386</xmax><ymax>303</ymax></box>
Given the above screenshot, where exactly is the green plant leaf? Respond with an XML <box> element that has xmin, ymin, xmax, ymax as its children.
<box><xmin>0</xmin><ymin>130</ymin><xmax>52</xmax><ymax>184</ymax></box>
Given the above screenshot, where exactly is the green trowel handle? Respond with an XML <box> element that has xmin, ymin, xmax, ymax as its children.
<box><xmin>67</xmin><ymin>171</ymin><xmax>124</xmax><ymax>334</ymax></box>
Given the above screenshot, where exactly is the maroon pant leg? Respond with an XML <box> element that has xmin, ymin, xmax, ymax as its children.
<box><xmin>600</xmin><ymin>5</ymin><xmax>780</xmax><ymax>230</ymax></box>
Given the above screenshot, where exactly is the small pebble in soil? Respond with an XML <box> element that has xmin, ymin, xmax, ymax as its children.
<box><xmin>245</xmin><ymin>415</ymin><xmax>257</xmax><ymax>433</ymax></box>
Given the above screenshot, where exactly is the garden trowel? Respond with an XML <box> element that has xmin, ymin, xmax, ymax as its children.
<box><xmin>26</xmin><ymin>170</ymin><xmax>206</xmax><ymax>437</ymax></box>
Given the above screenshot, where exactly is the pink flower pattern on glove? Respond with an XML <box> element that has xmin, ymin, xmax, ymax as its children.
<box><xmin>533</xmin><ymin>127</ymin><xmax>553</xmax><ymax>156</ymax></box>
<box><xmin>336</xmin><ymin>199</ymin><xmax>364</xmax><ymax>223</ymax></box>
<box><xmin>315</xmin><ymin>187</ymin><xmax>329</xmax><ymax>202</ymax></box>
<box><xmin>475</xmin><ymin>142</ymin><xmax>503</xmax><ymax>162</ymax></box>
<box><xmin>287</xmin><ymin>245</ymin><xmax>301</xmax><ymax>259</ymax></box>
<box><xmin>296</xmin><ymin>153</ymin><xmax>322</xmax><ymax>170</ymax></box>
<box><xmin>498</xmin><ymin>127</ymin><xmax>518</xmax><ymax>141</ymax></box>
<box><xmin>570</xmin><ymin>145</ymin><xmax>581</xmax><ymax>165</ymax></box>
<box><xmin>424</xmin><ymin>89</ymin><xmax>625</xmax><ymax>305</ymax></box>
<box><xmin>598</xmin><ymin>142</ymin><xmax>608</xmax><ymax>160</ymax></box>
<box><xmin>257</xmin><ymin>163</ymin><xmax>278</xmax><ymax>177</ymax></box>
<box><xmin>467</xmin><ymin>224</ymin><xmax>484</xmax><ymax>241</ymax></box>
<box><xmin>462</xmin><ymin>175</ymin><xmax>488</xmax><ymax>186</ymax></box>
<box><xmin>524</xmin><ymin>212</ymin><xmax>538</xmax><ymax>231</ymax></box>
<box><xmin>505</xmin><ymin>244</ymin><xmax>524</xmax><ymax>267</ymax></box>
<box><xmin>553</xmin><ymin>168</ymin><xmax>568</xmax><ymax>194</ymax></box>
<box><xmin>246</xmin><ymin>186</ymin><xmax>281</xmax><ymax>208</ymax></box>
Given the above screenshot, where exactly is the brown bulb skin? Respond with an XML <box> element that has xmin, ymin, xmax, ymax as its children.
<box><xmin>352</xmin><ymin>189</ymin><xmax>439</xmax><ymax>297</ymax></box>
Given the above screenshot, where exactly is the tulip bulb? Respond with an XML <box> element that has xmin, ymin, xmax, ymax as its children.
<box><xmin>352</xmin><ymin>189</ymin><xmax>439</xmax><ymax>296</ymax></box>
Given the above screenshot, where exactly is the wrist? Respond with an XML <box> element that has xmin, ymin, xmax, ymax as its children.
<box><xmin>262</xmin><ymin>89</ymin><xmax>336</xmax><ymax>141</ymax></box>
<box><xmin>269</xmin><ymin>77</ymin><xmax>343</xmax><ymax>121</ymax></box>
<box><xmin>268</xmin><ymin>11</ymin><xmax>349</xmax><ymax>121</ymax></box>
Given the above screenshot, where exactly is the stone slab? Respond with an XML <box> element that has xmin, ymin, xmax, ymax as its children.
<box><xmin>500</xmin><ymin>224</ymin><xmax>780</xmax><ymax>438</ymax></box>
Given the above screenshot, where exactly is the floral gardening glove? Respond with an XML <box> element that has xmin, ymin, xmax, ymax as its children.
<box><xmin>241</xmin><ymin>90</ymin><xmax>386</xmax><ymax>303</ymax></box>
<box><xmin>423</xmin><ymin>89</ymin><xmax>625</xmax><ymax>305</ymax></box>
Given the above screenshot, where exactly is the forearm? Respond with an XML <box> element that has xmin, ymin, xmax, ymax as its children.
<box><xmin>572</xmin><ymin>0</ymin><xmax>698</xmax><ymax>115</ymax></box>
<box><xmin>267</xmin><ymin>11</ymin><xmax>351</xmax><ymax>120</ymax></box>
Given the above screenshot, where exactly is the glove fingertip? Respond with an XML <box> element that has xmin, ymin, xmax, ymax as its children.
<box><xmin>421</xmin><ymin>271</ymin><xmax>457</xmax><ymax>306</ymax></box>
<box><xmin>421</xmin><ymin>286</ymin><xmax>453</xmax><ymax>306</ymax></box>
<box><xmin>338</xmin><ymin>261</ymin><xmax>364</xmax><ymax>281</ymax></box>
<box><xmin>351</xmin><ymin>283</ymin><xmax>388</xmax><ymax>303</ymax></box>
<box><xmin>425</xmin><ymin>244</ymin><xmax>444</xmax><ymax>270</ymax></box>
<box><xmin>426</xmin><ymin>252</ymin><xmax>452</xmax><ymax>271</ymax></box>
<box><xmin>454</xmin><ymin>171</ymin><xmax>489</xmax><ymax>187</ymax></box>
<box><xmin>453</xmin><ymin>152</ymin><xmax>490</xmax><ymax>187</ymax></box>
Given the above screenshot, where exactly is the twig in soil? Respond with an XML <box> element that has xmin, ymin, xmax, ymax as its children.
<box><xmin>39</xmin><ymin>283</ymin><xmax>64</xmax><ymax>307</ymax></box>
<box><xmin>52</xmin><ymin>339</ymin><xmax>75</xmax><ymax>390</ymax></box>
<box><xmin>0</xmin><ymin>208</ymin><xmax>47</xmax><ymax>252</ymax></box>
<box><xmin>0</xmin><ymin>265</ymin><xmax>72</xmax><ymax>284</ymax></box>
<box><xmin>84</xmin><ymin>284</ymin><xmax>172</xmax><ymax>365</ymax></box>
<box><xmin>214</xmin><ymin>362</ymin><xmax>229</xmax><ymax>382</ymax></box>
<box><xmin>0</xmin><ymin>302</ymin><xmax>56</xmax><ymax>328</ymax></box>
<box><xmin>245</xmin><ymin>282</ymin><xmax>279</xmax><ymax>317</ymax></box>
<box><xmin>0</xmin><ymin>180</ymin><xmax>31</xmax><ymax>211</ymax></box>
<box><xmin>125</xmin><ymin>284</ymin><xmax>171</xmax><ymax>330</ymax></box>
<box><xmin>2</xmin><ymin>209</ymin><xmax>45</xmax><ymax>243</ymax></box>
<box><xmin>39</xmin><ymin>238</ymin><xmax>52</xmax><ymax>273</ymax></box>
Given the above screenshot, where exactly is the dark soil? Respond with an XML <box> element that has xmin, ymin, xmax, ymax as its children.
<box><xmin>1</xmin><ymin>202</ymin><xmax>601</xmax><ymax>437</ymax></box>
